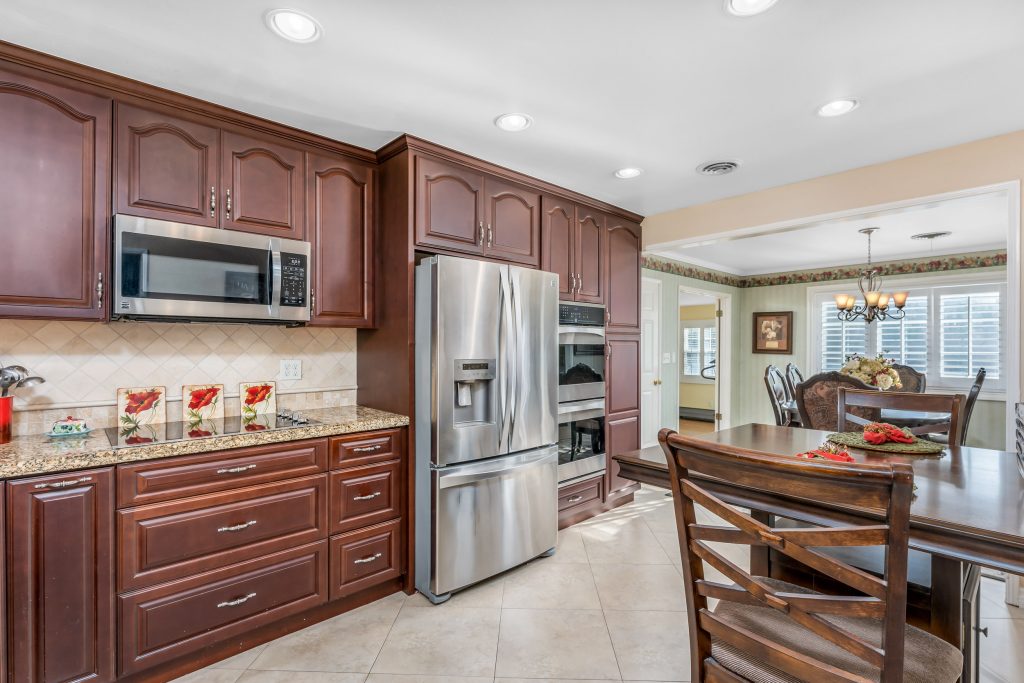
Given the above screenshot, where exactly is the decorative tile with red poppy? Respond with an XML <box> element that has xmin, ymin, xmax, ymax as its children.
<box><xmin>239</xmin><ymin>381</ymin><xmax>276</xmax><ymax>417</ymax></box>
<box><xmin>116</xmin><ymin>386</ymin><xmax>166</xmax><ymax>433</ymax></box>
<box><xmin>182</xmin><ymin>384</ymin><xmax>224</xmax><ymax>422</ymax></box>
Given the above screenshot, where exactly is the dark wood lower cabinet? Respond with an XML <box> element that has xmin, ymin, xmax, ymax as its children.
<box><xmin>118</xmin><ymin>541</ymin><xmax>328</xmax><ymax>676</ymax></box>
<box><xmin>329</xmin><ymin>519</ymin><xmax>402</xmax><ymax>599</ymax></box>
<box><xmin>7</xmin><ymin>468</ymin><xmax>116</xmax><ymax>683</ymax></box>
<box><xmin>606</xmin><ymin>411</ymin><xmax>641</xmax><ymax>495</ymax></box>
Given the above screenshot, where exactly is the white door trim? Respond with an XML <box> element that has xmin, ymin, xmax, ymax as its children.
<box><xmin>678</xmin><ymin>285</ymin><xmax>732</xmax><ymax>430</ymax></box>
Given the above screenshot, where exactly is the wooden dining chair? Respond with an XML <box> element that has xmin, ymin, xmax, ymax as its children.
<box><xmin>763</xmin><ymin>365</ymin><xmax>792</xmax><ymax>427</ymax></box>
<box><xmin>958</xmin><ymin>368</ymin><xmax>986</xmax><ymax>446</ymax></box>
<box><xmin>837</xmin><ymin>388</ymin><xmax>966</xmax><ymax>445</ymax></box>
<box><xmin>794</xmin><ymin>372</ymin><xmax>876</xmax><ymax>432</ymax></box>
<box><xmin>784</xmin><ymin>363</ymin><xmax>803</xmax><ymax>398</ymax></box>
<box><xmin>659</xmin><ymin>429</ymin><xmax>963</xmax><ymax>683</ymax></box>
<box><xmin>891</xmin><ymin>364</ymin><xmax>927</xmax><ymax>393</ymax></box>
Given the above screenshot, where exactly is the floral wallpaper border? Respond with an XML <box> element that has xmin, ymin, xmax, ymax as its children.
<box><xmin>642</xmin><ymin>250</ymin><xmax>1007</xmax><ymax>289</ymax></box>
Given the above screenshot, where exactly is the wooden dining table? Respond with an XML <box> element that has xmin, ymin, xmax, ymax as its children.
<box><xmin>614</xmin><ymin>423</ymin><xmax>1024</xmax><ymax>680</ymax></box>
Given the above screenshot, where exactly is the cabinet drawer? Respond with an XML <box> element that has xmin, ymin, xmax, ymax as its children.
<box><xmin>330</xmin><ymin>460</ymin><xmax>401</xmax><ymax>534</ymax></box>
<box><xmin>119</xmin><ymin>541</ymin><xmax>327</xmax><ymax>676</ymax></box>
<box><xmin>119</xmin><ymin>475</ymin><xmax>327</xmax><ymax>591</ymax></box>
<box><xmin>329</xmin><ymin>429</ymin><xmax>401</xmax><ymax>469</ymax></box>
<box><xmin>558</xmin><ymin>475</ymin><xmax>604</xmax><ymax>512</ymax></box>
<box><xmin>117</xmin><ymin>439</ymin><xmax>327</xmax><ymax>507</ymax></box>
<box><xmin>329</xmin><ymin>519</ymin><xmax>402</xmax><ymax>599</ymax></box>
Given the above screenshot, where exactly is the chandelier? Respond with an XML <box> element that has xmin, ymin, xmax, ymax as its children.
<box><xmin>834</xmin><ymin>227</ymin><xmax>909</xmax><ymax>323</ymax></box>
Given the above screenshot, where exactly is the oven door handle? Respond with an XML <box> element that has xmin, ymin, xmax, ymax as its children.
<box><xmin>559</xmin><ymin>330</ymin><xmax>606</xmax><ymax>345</ymax></box>
<box><xmin>559</xmin><ymin>326</ymin><xmax>605</xmax><ymax>338</ymax></box>
<box><xmin>268</xmin><ymin>247</ymin><xmax>282</xmax><ymax>318</ymax></box>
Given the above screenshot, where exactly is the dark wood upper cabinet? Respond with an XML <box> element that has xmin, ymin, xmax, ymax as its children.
<box><xmin>574</xmin><ymin>208</ymin><xmax>605</xmax><ymax>304</ymax></box>
<box><xmin>606</xmin><ymin>411</ymin><xmax>640</xmax><ymax>495</ymax></box>
<box><xmin>0</xmin><ymin>67</ymin><xmax>110</xmax><ymax>320</ymax></box>
<box><xmin>414</xmin><ymin>155</ymin><xmax>485</xmax><ymax>255</ymax></box>
<box><xmin>115</xmin><ymin>103</ymin><xmax>220</xmax><ymax>228</ymax></box>
<box><xmin>307</xmin><ymin>152</ymin><xmax>375</xmax><ymax>327</ymax></box>
<box><xmin>606</xmin><ymin>334</ymin><xmax>640</xmax><ymax>416</ymax></box>
<box><xmin>7</xmin><ymin>468</ymin><xmax>115</xmax><ymax>683</ymax></box>
<box><xmin>483</xmin><ymin>178</ymin><xmax>540</xmax><ymax>266</ymax></box>
<box><xmin>222</xmin><ymin>131</ymin><xmax>305</xmax><ymax>239</ymax></box>
<box><xmin>541</xmin><ymin>195</ymin><xmax>575</xmax><ymax>299</ymax></box>
<box><xmin>605</xmin><ymin>219</ymin><xmax>642</xmax><ymax>332</ymax></box>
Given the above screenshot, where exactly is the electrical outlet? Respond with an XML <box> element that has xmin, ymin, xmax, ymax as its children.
<box><xmin>279</xmin><ymin>359</ymin><xmax>302</xmax><ymax>381</ymax></box>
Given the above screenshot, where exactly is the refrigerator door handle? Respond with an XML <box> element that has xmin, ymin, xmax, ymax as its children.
<box><xmin>497</xmin><ymin>267</ymin><xmax>514</xmax><ymax>453</ymax></box>
<box><xmin>437</xmin><ymin>447</ymin><xmax>556</xmax><ymax>489</ymax></box>
<box><xmin>508</xmin><ymin>270</ymin><xmax>520</xmax><ymax>448</ymax></box>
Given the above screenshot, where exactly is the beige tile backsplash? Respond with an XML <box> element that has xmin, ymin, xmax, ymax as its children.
<box><xmin>1</xmin><ymin>319</ymin><xmax>358</xmax><ymax>435</ymax></box>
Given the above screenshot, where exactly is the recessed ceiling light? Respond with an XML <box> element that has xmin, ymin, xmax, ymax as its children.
<box><xmin>614</xmin><ymin>167</ymin><xmax>643</xmax><ymax>179</ymax></box>
<box><xmin>725</xmin><ymin>0</ymin><xmax>779</xmax><ymax>17</ymax></box>
<box><xmin>698</xmin><ymin>160</ymin><xmax>740</xmax><ymax>176</ymax></box>
<box><xmin>911</xmin><ymin>231</ymin><xmax>953</xmax><ymax>240</ymax></box>
<box><xmin>494</xmin><ymin>113</ymin><xmax>533</xmax><ymax>132</ymax></box>
<box><xmin>817</xmin><ymin>98</ymin><xmax>859</xmax><ymax>117</ymax></box>
<box><xmin>265</xmin><ymin>9</ymin><xmax>323</xmax><ymax>43</ymax></box>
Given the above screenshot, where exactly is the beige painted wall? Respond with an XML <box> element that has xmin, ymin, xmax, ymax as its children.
<box><xmin>679</xmin><ymin>304</ymin><xmax>717</xmax><ymax>410</ymax></box>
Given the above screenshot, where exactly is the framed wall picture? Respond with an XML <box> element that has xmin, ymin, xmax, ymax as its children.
<box><xmin>752</xmin><ymin>311</ymin><xmax>793</xmax><ymax>354</ymax></box>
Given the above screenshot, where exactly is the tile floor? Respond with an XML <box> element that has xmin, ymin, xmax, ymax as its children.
<box><xmin>175</xmin><ymin>484</ymin><xmax>1024</xmax><ymax>683</ymax></box>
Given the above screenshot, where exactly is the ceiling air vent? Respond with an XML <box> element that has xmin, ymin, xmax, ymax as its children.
<box><xmin>698</xmin><ymin>160</ymin><xmax>739</xmax><ymax>176</ymax></box>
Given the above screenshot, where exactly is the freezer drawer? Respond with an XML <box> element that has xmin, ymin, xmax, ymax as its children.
<box><xmin>431</xmin><ymin>446</ymin><xmax>557</xmax><ymax>596</ymax></box>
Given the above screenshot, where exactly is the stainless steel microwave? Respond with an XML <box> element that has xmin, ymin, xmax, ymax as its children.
<box><xmin>113</xmin><ymin>215</ymin><xmax>310</xmax><ymax>325</ymax></box>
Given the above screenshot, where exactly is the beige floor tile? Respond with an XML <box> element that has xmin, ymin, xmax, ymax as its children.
<box><xmin>980</xmin><ymin>617</ymin><xmax>1024</xmax><ymax>682</ymax></box>
<box><xmin>592</xmin><ymin>563</ymin><xmax>686</xmax><ymax>611</ymax></box>
<box><xmin>237</xmin><ymin>673</ymin><xmax>366</xmax><ymax>683</ymax></box>
<box><xmin>404</xmin><ymin>575</ymin><xmax>505</xmax><ymax>608</ymax></box>
<box><xmin>502</xmin><ymin>560</ymin><xmax>600</xmax><ymax>609</ymax></box>
<box><xmin>546</xmin><ymin>527</ymin><xmax>589</xmax><ymax>564</ymax></box>
<box><xmin>172</xmin><ymin>670</ymin><xmax>245</xmax><ymax>683</ymax></box>
<box><xmin>652</xmin><ymin>530</ymin><xmax>683</xmax><ymax>563</ymax></box>
<box><xmin>494</xmin><ymin>608</ymin><xmax>620</xmax><ymax>680</ymax></box>
<box><xmin>605</xmin><ymin>610</ymin><xmax>692</xmax><ymax>682</ymax></box>
<box><xmin>249</xmin><ymin>593</ymin><xmax>403</xmax><ymax>672</ymax></box>
<box><xmin>496</xmin><ymin>680</ymin><xmax>621</xmax><ymax>683</ymax></box>
<box><xmin>371</xmin><ymin>606</ymin><xmax>500</xmax><ymax>677</ymax></box>
<box><xmin>207</xmin><ymin>645</ymin><xmax>269</xmax><ymax>670</ymax></box>
<box><xmin>981</xmin><ymin>577</ymin><xmax>1024</xmax><ymax>620</ymax></box>
<box><xmin>638</xmin><ymin>499</ymin><xmax>679</xmax><ymax>535</ymax></box>
<box><xmin>579</xmin><ymin>516</ymin><xmax>671</xmax><ymax>565</ymax></box>
<box><xmin>367</xmin><ymin>676</ymin><xmax>491</xmax><ymax>683</ymax></box>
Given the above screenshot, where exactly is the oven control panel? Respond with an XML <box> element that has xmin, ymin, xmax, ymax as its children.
<box><xmin>280</xmin><ymin>253</ymin><xmax>307</xmax><ymax>307</ymax></box>
<box><xmin>559</xmin><ymin>303</ymin><xmax>605</xmax><ymax>327</ymax></box>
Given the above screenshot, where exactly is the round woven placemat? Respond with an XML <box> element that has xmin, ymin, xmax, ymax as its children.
<box><xmin>826</xmin><ymin>431</ymin><xmax>946</xmax><ymax>455</ymax></box>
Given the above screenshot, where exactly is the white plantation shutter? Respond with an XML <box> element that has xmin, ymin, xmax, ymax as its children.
<box><xmin>703</xmin><ymin>326</ymin><xmax>717</xmax><ymax>373</ymax></box>
<box><xmin>820</xmin><ymin>301</ymin><xmax>867</xmax><ymax>371</ymax></box>
<box><xmin>939</xmin><ymin>287</ymin><xmax>1003</xmax><ymax>381</ymax></box>
<box><xmin>876</xmin><ymin>295</ymin><xmax>928</xmax><ymax>372</ymax></box>
<box><xmin>681</xmin><ymin>320</ymin><xmax>715</xmax><ymax>380</ymax></box>
<box><xmin>682</xmin><ymin>327</ymin><xmax>701</xmax><ymax>376</ymax></box>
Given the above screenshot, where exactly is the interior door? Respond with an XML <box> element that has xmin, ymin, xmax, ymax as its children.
<box><xmin>640</xmin><ymin>277</ymin><xmax>662</xmax><ymax>447</ymax></box>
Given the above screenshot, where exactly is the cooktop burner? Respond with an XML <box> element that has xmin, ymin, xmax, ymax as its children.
<box><xmin>105</xmin><ymin>412</ymin><xmax>320</xmax><ymax>448</ymax></box>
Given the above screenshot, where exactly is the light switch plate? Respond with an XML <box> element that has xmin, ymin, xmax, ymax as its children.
<box><xmin>279</xmin><ymin>359</ymin><xmax>302</xmax><ymax>381</ymax></box>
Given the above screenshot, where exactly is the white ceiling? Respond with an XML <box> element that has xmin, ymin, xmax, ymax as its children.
<box><xmin>3</xmin><ymin>1</ymin><xmax>1024</xmax><ymax>216</ymax></box>
<box><xmin>648</xmin><ymin>190</ymin><xmax>1009</xmax><ymax>275</ymax></box>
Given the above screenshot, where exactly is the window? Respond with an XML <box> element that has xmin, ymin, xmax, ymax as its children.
<box><xmin>681</xmin><ymin>319</ymin><xmax>716</xmax><ymax>382</ymax></box>
<box><xmin>810</xmin><ymin>279</ymin><xmax>1005</xmax><ymax>393</ymax></box>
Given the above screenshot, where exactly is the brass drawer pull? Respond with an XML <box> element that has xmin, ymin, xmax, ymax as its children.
<box><xmin>353</xmin><ymin>491</ymin><xmax>382</xmax><ymax>501</ymax></box>
<box><xmin>565</xmin><ymin>494</ymin><xmax>584</xmax><ymax>504</ymax></box>
<box><xmin>218</xmin><ymin>520</ymin><xmax>257</xmax><ymax>533</ymax></box>
<box><xmin>216</xmin><ymin>464</ymin><xmax>257</xmax><ymax>475</ymax></box>
<box><xmin>351</xmin><ymin>444</ymin><xmax>383</xmax><ymax>453</ymax></box>
<box><xmin>354</xmin><ymin>552</ymin><xmax>382</xmax><ymax>565</ymax></box>
<box><xmin>34</xmin><ymin>477</ymin><xmax>91</xmax><ymax>489</ymax></box>
<box><xmin>217</xmin><ymin>592</ymin><xmax>256</xmax><ymax>608</ymax></box>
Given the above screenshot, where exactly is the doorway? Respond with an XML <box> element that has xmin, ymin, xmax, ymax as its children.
<box><xmin>640</xmin><ymin>277</ymin><xmax>662</xmax><ymax>447</ymax></box>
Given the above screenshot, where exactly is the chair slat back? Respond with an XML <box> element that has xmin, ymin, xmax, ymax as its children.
<box><xmin>960</xmin><ymin>368</ymin><xmax>987</xmax><ymax>446</ymax></box>
<box><xmin>837</xmin><ymin>388</ymin><xmax>966</xmax><ymax>444</ymax></box>
<box><xmin>764</xmin><ymin>365</ymin><xmax>790</xmax><ymax>426</ymax></box>
<box><xmin>784</xmin><ymin>363</ymin><xmax>804</xmax><ymax>397</ymax></box>
<box><xmin>659</xmin><ymin>429</ymin><xmax>914</xmax><ymax>683</ymax></box>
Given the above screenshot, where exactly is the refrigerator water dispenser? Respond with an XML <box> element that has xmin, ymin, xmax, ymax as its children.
<box><xmin>453</xmin><ymin>359</ymin><xmax>495</xmax><ymax>424</ymax></box>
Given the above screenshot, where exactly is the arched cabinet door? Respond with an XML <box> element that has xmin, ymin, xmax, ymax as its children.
<box><xmin>574</xmin><ymin>208</ymin><xmax>605</xmax><ymax>304</ymax></box>
<box><xmin>222</xmin><ymin>131</ymin><xmax>305</xmax><ymax>238</ymax></box>
<box><xmin>0</xmin><ymin>67</ymin><xmax>111</xmax><ymax>320</ymax></box>
<box><xmin>307</xmin><ymin>152</ymin><xmax>375</xmax><ymax>327</ymax></box>
<box><xmin>605</xmin><ymin>219</ymin><xmax>642</xmax><ymax>332</ymax></box>
<box><xmin>115</xmin><ymin>103</ymin><xmax>220</xmax><ymax>227</ymax></box>
<box><xmin>541</xmin><ymin>196</ymin><xmax>575</xmax><ymax>300</ymax></box>
<box><xmin>483</xmin><ymin>178</ymin><xmax>540</xmax><ymax>267</ymax></box>
<box><xmin>414</xmin><ymin>155</ymin><xmax>485</xmax><ymax>255</ymax></box>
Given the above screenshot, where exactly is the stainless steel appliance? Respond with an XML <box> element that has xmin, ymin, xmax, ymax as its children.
<box><xmin>113</xmin><ymin>215</ymin><xmax>310</xmax><ymax>324</ymax></box>
<box><xmin>558</xmin><ymin>303</ymin><xmax>606</xmax><ymax>403</ymax></box>
<box><xmin>557</xmin><ymin>398</ymin><xmax>606</xmax><ymax>483</ymax></box>
<box><xmin>415</xmin><ymin>255</ymin><xmax>559</xmax><ymax>603</ymax></box>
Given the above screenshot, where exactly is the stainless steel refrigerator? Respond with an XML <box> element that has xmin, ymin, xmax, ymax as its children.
<box><xmin>414</xmin><ymin>255</ymin><xmax>559</xmax><ymax>603</ymax></box>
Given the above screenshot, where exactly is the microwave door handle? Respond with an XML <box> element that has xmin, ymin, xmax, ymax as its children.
<box><xmin>268</xmin><ymin>248</ymin><xmax>282</xmax><ymax>317</ymax></box>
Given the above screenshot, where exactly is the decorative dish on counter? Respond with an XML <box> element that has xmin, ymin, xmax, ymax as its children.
<box><xmin>46</xmin><ymin>415</ymin><xmax>93</xmax><ymax>437</ymax></box>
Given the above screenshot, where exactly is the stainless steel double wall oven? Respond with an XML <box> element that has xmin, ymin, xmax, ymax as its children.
<box><xmin>557</xmin><ymin>302</ymin><xmax>607</xmax><ymax>484</ymax></box>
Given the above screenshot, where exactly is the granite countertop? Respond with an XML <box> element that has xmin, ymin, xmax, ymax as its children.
<box><xmin>0</xmin><ymin>405</ymin><xmax>409</xmax><ymax>480</ymax></box>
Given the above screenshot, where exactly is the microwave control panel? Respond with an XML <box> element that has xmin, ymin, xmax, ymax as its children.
<box><xmin>280</xmin><ymin>253</ymin><xmax>308</xmax><ymax>307</ymax></box>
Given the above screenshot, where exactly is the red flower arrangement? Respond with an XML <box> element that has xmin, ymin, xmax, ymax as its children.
<box><xmin>863</xmin><ymin>422</ymin><xmax>915</xmax><ymax>446</ymax></box>
<box><xmin>124</xmin><ymin>390</ymin><xmax>161</xmax><ymax>415</ymax></box>
<box><xmin>796</xmin><ymin>442</ymin><xmax>855</xmax><ymax>463</ymax></box>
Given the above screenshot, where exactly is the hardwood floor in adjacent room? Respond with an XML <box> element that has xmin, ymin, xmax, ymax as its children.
<box><xmin>678</xmin><ymin>418</ymin><xmax>716</xmax><ymax>436</ymax></box>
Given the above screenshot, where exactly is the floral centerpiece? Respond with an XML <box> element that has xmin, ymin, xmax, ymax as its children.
<box><xmin>839</xmin><ymin>354</ymin><xmax>903</xmax><ymax>390</ymax></box>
